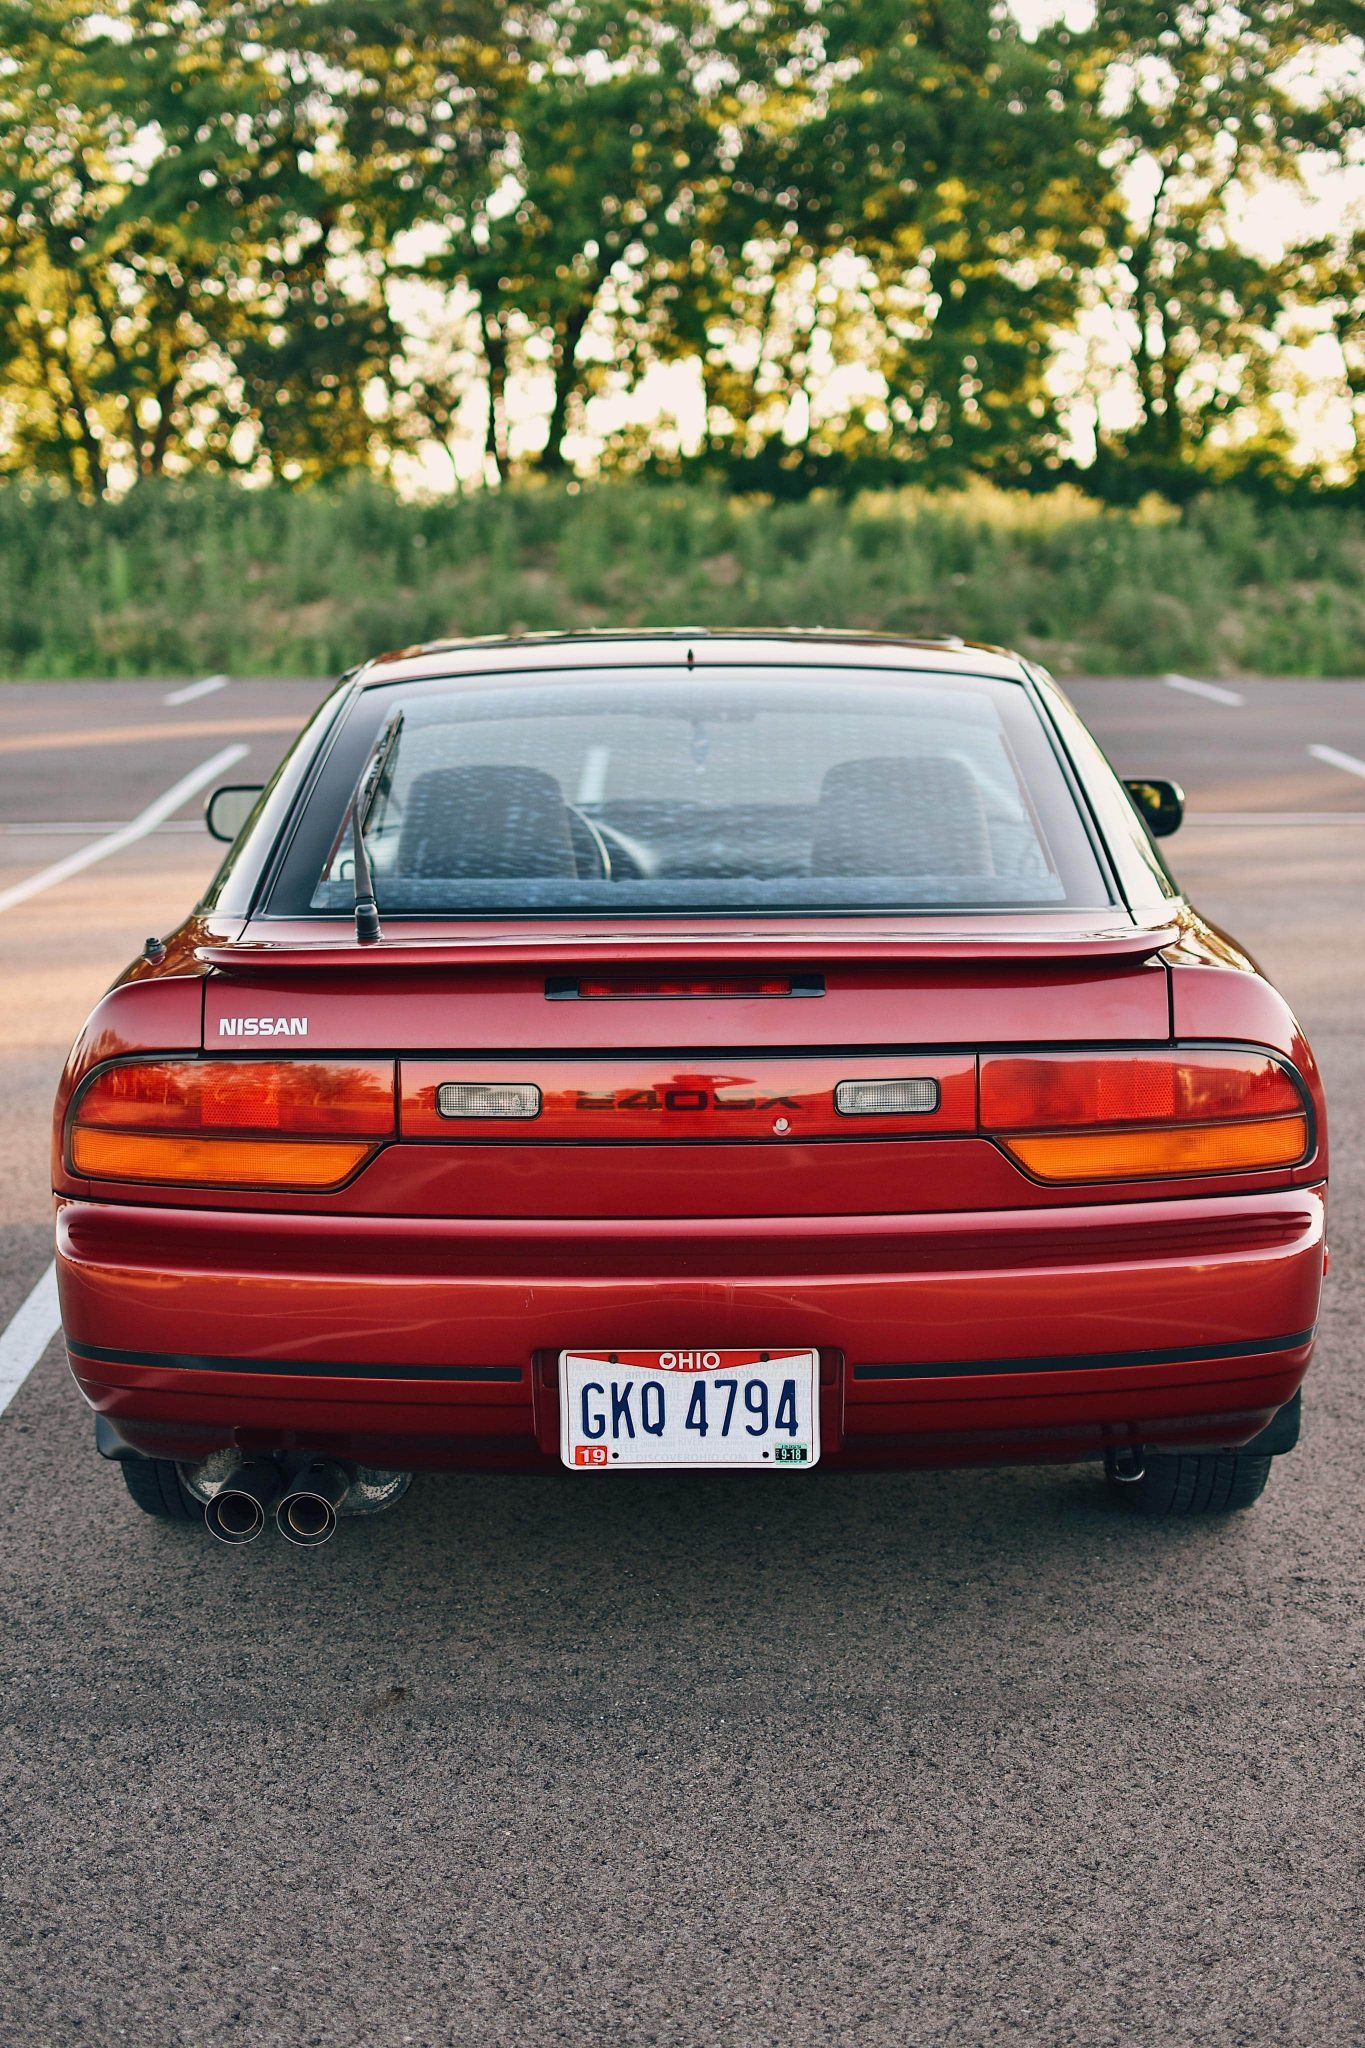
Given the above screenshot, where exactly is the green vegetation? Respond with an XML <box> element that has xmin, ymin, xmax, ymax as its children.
<box><xmin>3</xmin><ymin>5</ymin><xmax>1360</xmax><ymax>679</ymax></box>
<box><xmin>1</xmin><ymin>3</ymin><xmax>1361</xmax><ymax>501</ymax></box>
<box><xmin>3</xmin><ymin>478</ymin><xmax>1360</xmax><ymax>678</ymax></box>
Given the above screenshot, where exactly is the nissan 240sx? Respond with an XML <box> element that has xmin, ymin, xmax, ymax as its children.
<box><xmin>53</xmin><ymin>633</ymin><xmax>1326</xmax><ymax>1543</ymax></box>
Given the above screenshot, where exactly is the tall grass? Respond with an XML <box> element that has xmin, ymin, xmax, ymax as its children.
<box><xmin>0</xmin><ymin>477</ymin><xmax>1361</xmax><ymax>678</ymax></box>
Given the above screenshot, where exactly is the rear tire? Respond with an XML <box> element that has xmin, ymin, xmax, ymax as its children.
<box><xmin>1128</xmin><ymin>1449</ymin><xmax>1273</xmax><ymax>1517</ymax></box>
<box><xmin>119</xmin><ymin>1455</ymin><xmax>204</xmax><ymax>1523</ymax></box>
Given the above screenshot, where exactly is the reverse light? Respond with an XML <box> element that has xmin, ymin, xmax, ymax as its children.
<box><xmin>979</xmin><ymin>1050</ymin><xmax>1309</xmax><ymax>1182</ymax></box>
<box><xmin>834</xmin><ymin>1078</ymin><xmax>940</xmax><ymax>1117</ymax></box>
<box><xmin>437</xmin><ymin>1082</ymin><xmax>541</xmax><ymax>1121</ymax></box>
<box><xmin>68</xmin><ymin>1059</ymin><xmax>395</xmax><ymax>1189</ymax></box>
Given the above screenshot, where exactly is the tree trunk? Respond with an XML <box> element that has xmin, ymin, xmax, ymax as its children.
<box><xmin>539</xmin><ymin>300</ymin><xmax>592</xmax><ymax>474</ymax></box>
<box><xmin>57</xmin><ymin>335</ymin><xmax>107</xmax><ymax>497</ymax></box>
<box><xmin>147</xmin><ymin>376</ymin><xmax>180</xmax><ymax>476</ymax></box>
<box><xmin>479</xmin><ymin>309</ymin><xmax>508</xmax><ymax>481</ymax></box>
<box><xmin>26</xmin><ymin>319</ymin><xmax>83</xmax><ymax>494</ymax></box>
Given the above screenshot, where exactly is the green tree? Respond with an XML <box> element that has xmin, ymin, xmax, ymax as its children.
<box><xmin>0</xmin><ymin>0</ymin><xmax>1360</xmax><ymax>498</ymax></box>
<box><xmin>0</xmin><ymin>1</ymin><xmax>493</xmax><ymax>489</ymax></box>
<box><xmin>1294</xmin><ymin>226</ymin><xmax>1365</xmax><ymax>492</ymax></box>
<box><xmin>814</xmin><ymin>0</ymin><xmax>1107</xmax><ymax>484</ymax></box>
<box><xmin>252</xmin><ymin>0</ymin><xmax>515</xmax><ymax>478</ymax></box>
<box><xmin>1073</xmin><ymin>0</ymin><xmax>1361</xmax><ymax>484</ymax></box>
<box><xmin>646</xmin><ymin>0</ymin><xmax>1108</xmax><ymax>488</ymax></box>
<box><xmin>438</xmin><ymin>0</ymin><xmax>733</xmax><ymax>475</ymax></box>
<box><xmin>0</xmin><ymin>1</ymin><xmax>234</xmax><ymax>492</ymax></box>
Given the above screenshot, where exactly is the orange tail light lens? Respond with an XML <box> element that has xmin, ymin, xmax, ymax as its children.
<box><xmin>69</xmin><ymin>1060</ymin><xmax>395</xmax><ymax>1189</ymax></box>
<box><xmin>1003</xmin><ymin>1119</ymin><xmax>1308</xmax><ymax>1182</ymax></box>
<box><xmin>980</xmin><ymin>1050</ymin><xmax>1309</xmax><ymax>1183</ymax></box>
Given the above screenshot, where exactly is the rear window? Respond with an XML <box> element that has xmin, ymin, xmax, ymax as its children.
<box><xmin>284</xmin><ymin>664</ymin><xmax>1110</xmax><ymax>917</ymax></box>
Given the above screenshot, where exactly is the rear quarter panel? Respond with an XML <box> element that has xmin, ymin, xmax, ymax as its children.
<box><xmin>1165</xmin><ymin>913</ymin><xmax>1327</xmax><ymax>1185</ymax></box>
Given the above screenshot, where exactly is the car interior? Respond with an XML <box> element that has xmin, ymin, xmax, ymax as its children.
<box><xmin>363</xmin><ymin>752</ymin><xmax>1052</xmax><ymax>889</ymax></box>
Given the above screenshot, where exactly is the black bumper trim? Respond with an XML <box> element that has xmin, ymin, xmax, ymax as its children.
<box><xmin>69</xmin><ymin>1343</ymin><xmax>522</xmax><ymax>1384</ymax></box>
<box><xmin>853</xmin><ymin>1329</ymin><xmax>1315</xmax><ymax>1382</ymax></box>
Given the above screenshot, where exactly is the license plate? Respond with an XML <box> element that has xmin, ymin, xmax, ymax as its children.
<box><xmin>559</xmin><ymin>1349</ymin><xmax>820</xmax><ymax>1471</ymax></box>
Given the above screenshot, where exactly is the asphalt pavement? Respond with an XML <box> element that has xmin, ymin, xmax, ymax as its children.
<box><xmin>0</xmin><ymin>672</ymin><xmax>1362</xmax><ymax>2048</ymax></box>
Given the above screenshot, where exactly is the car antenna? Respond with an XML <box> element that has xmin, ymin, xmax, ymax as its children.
<box><xmin>350</xmin><ymin>711</ymin><xmax>403</xmax><ymax>945</ymax></box>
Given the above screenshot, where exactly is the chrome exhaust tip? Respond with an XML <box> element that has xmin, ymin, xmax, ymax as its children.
<box><xmin>204</xmin><ymin>1460</ymin><xmax>282</xmax><ymax>1544</ymax></box>
<box><xmin>1105</xmin><ymin>1446</ymin><xmax>1146</xmax><ymax>1484</ymax></box>
<box><xmin>275</xmin><ymin>1460</ymin><xmax>351</xmax><ymax>1548</ymax></box>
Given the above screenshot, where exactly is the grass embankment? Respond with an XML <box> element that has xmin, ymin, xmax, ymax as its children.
<box><xmin>0</xmin><ymin>478</ymin><xmax>1361</xmax><ymax>678</ymax></box>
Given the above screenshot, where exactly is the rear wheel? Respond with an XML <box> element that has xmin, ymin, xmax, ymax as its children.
<box><xmin>119</xmin><ymin>1455</ymin><xmax>204</xmax><ymax>1523</ymax></box>
<box><xmin>1127</xmin><ymin>1449</ymin><xmax>1273</xmax><ymax>1517</ymax></box>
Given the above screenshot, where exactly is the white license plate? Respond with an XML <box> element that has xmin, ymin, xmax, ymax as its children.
<box><xmin>559</xmin><ymin>1349</ymin><xmax>820</xmax><ymax>1471</ymax></box>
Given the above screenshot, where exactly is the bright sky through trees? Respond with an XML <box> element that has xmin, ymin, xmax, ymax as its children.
<box><xmin>0</xmin><ymin>1</ymin><xmax>1360</xmax><ymax>500</ymax></box>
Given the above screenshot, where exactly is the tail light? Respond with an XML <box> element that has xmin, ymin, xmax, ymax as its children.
<box><xmin>68</xmin><ymin>1060</ymin><xmax>395</xmax><ymax>1189</ymax></box>
<box><xmin>980</xmin><ymin>1049</ymin><xmax>1309</xmax><ymax>1182</ymax></box>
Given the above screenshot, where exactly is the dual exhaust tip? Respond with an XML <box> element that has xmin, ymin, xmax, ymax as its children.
<box><xmin>205</xmin><ymin>1459</ymin><xmax>351</xmax><ymax>1547</ymax></box>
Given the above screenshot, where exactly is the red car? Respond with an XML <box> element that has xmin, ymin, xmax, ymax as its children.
<box><xmin>53</xmin><ymin>632</ymin><xmax>1326</xmax><ymax>1543</ymax></box>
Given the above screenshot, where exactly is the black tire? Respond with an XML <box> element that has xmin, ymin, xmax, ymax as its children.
<box><xmin>119</xmin><ymin>1455</ymin><xmax>204</xmax><ymax>1523</ymax></box>
<box><xmin>1128</xmin><ymin>1449</ymin><xmax>1273</xmax><ymax>1518</ymax></box>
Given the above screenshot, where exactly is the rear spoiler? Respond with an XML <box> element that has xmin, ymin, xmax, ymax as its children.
<box><xmin>196</xmin><ymin>923</ymin><xmax>1180</xmax><ymax>974</ymax></box>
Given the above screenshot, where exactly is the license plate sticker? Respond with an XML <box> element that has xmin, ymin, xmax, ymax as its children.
<box><xmin>559</xmin><ymin>1349</ymin><xmax>820</xmax><ymax>1471</ymax></box>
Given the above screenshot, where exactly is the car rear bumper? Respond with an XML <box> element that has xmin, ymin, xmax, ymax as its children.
<box><xmin>56</xmin><ymin>1188</ymin><xmax>1325</xmax><ymax>1471</ymax></box>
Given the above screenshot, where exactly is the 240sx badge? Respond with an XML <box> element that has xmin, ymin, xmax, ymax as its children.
<box><xmin>570</xmin><ymin>1085</ymin><xmax>800</xmax><ymax>1112</ymax></box>
<box><xmin>399</xmin><ymin>1055</ymin><xmax>975</xmax><ymax>1142</ymax></box>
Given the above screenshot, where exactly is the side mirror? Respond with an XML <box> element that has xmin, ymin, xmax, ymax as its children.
<box><xmin>1124</xmin><ymin>777</ymin><xmax>1185</xmax><ymax>838</ymax></box>
<box><xmin>206</xmin><ymin>784</ymin><xmax>264</xmax><ymax>843</ymax></box>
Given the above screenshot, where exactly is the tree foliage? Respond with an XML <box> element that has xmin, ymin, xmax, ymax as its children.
<box><xmin>0</xmin><ymin>0</ymin><xmax>1359</xmax><ymax>497</ymax></box>
<box><xmin>1070</xmin><ymin>0</ymin><xmax>1361</xmax><ymax>490</ymax></box>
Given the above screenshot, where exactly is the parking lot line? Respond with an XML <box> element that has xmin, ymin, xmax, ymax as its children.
<box><xmin>1191</xmin><ymin>811</ymin><xmax>1365</xmax><ymax>825</ymax></box>
<box><xmin>0</xmin><ymin>742</ymin><xmax>248</xmax><ymax>915</ymax></box>
<box><xmin>164</xmin><ymin>672</ymin><xmax>229</xmax><ymax>706</ymax></box>
<box><xmin>1308</xmin><ymin>743</ymin><xmax>1365</xmax><ymax>781</ymax></box>
<box><xmin>0</xmin><ymin>1262</ymin><xmax>60</xmax><ymax>1420</ymax></box>
<box><xmin>1163</xmin><ymin>673</ymin><xmax>1246</xmax><ymax>706</ymax></box>
<box><xmin>0</xmin><ymin>716</ymin><xmax>294</xmax><ymax>757</ymax></box>
<box><xmin>0</xmin><ymin>821</ymin><xmax>202</xmax><ymax>835</ymax></box>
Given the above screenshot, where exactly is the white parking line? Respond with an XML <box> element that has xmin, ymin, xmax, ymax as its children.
<box><xmin>0</xmin><ymin>821</ymin><xmax>202</xmax><ymax>836</ymax></box>
<box><xmin>164</xmin><ymin>672</ymin><xmax>229</xmax><ymax>706</ymax></box>
<box><xmin>0</xmin><ymin>1263</ymin><xmax>60</xmax><ymax>1420</ymax></box>
<box><xmin>1308</xmin><ymin>743</ymin><xmax>1365</xmax><ymax>781</ymax></box>
<box><xmin>0</xmin><ymin>743</ymin><xmax>249</xmax><ymax>915</ymax></box>
<box><xmin>1163</xmin><ymin>673</ymin><xmax>1246</xmax><ymax>706</ymax></box>
<box><xmin>1191</xmin><ymin>811</ymin><xmax>1365</xmax><ymax>825</ymax></box>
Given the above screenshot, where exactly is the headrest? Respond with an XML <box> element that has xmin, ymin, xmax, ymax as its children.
<box><xmin>811</xmin><ymin>754</ymin><xmax>994</xmax><ymax>877</ymax></box>
<box><xmin>396</xmin><ymin>765</ymin><xmax>578</xmax><ymax>880</ymax></box>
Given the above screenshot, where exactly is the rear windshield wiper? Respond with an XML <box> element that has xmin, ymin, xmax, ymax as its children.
<box><xmin>349</xmin><ymin>711</ymin><xmax>403</xmax><ymax>944</ymax></box>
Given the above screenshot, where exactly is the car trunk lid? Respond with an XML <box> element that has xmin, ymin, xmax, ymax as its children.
<box><xmin>200</xmin><ymin>912</ymin><xmax>1173</xmax><ymax>1054</ymax></box>
<box><xmin>192</xmin><ymin>917</ymin><xmax>1175</xmax><ymax>1218</ymax></box>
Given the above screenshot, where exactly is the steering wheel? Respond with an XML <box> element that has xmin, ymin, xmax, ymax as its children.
<box><xmin>566</xmin><ymin>804</ymin><xmax>613</xmax><ymax>881</ymax></box>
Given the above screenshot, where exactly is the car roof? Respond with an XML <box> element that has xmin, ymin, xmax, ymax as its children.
<box><xmin>355</xmin><ymin>628</ymin><xmax>1029</xmax><ymax>689</ymax></box>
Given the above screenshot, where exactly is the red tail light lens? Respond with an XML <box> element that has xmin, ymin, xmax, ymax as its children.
<box><xmin>980</xmin><ymin>1050</ymin><xmax>1308</xmax><ymax>1182</ymax></box>
<box><xmin>69</xmin><ymin>1060</ymin><xmax>395</xmax><ymax>1189</ymax></box>
<box><xmin>980</xmin><ymin>1050</ymin><xmax>1302</xmax><ymax>1129</ymax></box>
